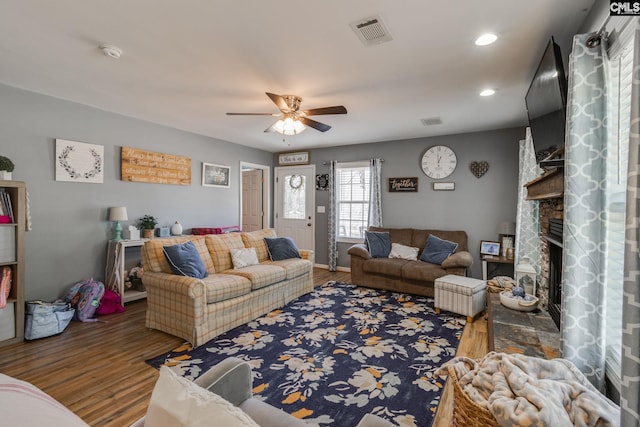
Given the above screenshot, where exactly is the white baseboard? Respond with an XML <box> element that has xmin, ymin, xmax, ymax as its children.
<box><xmin>314</xmin><ymin>263</ymin><xmax>351</xmax><ymax>273</ymax></box>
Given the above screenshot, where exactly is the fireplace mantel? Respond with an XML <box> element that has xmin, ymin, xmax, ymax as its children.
<box><xmin>525</xmin><ymin>168</ymin><xmax>564</xmax><ymax>200</ymax></box>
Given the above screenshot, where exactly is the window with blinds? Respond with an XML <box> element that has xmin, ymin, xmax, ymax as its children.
<box><xmin>336</xmin><ymin>162</ymin><xmax>370</xmax><ymax>241</ymax></box>
<box><xmin>604</xmin><ymin>28</ymin><xmax>634</xmax><ymax>392</ymax></box>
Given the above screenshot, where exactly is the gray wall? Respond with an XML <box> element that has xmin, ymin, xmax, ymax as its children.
<box><xmin>310</xmin><ymin>127</ymin><xmax>524</xmax><ymax>278</ymax></box>
<box><xmin>1</xmin><ymin>81</ymin><xmax>522</xmax><ymax>300</ymax></box>
<box><xmin>0</xmin><ymin>83</ymin><xmax>273</xmax><ymax>301</ymax></box>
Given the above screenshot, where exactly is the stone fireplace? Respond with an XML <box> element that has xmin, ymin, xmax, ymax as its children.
<box><xmin>525</xmin><ymin>169</ymin><xmax>564</xmax><ymax>329</ymax></box>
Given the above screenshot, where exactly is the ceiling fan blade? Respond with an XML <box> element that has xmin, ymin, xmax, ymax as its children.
<box><xmin>264</xmin><ymin>121</ymin><xmax>279</xmax><ymax>133</ymax></box>
<box><xmin>302</xmin><ymin>106</ymin><xmax>347</xmax><ymax>116</ymax></box>
<box><xmin>265</xmin><ymin>92</ymin><xmax>289</xmax><ymax>112</ymax></box>
<box><xmin>300</xmin><ymin>117</ymin><xmax>331</xmax><ymax>132</ymax></box>
<box><xmin>226</xmin><ymin>112</ymin><xmax>280</xmax><ymax>116</ymax></box>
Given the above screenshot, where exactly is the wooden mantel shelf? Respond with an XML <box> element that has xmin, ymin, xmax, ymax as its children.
<box><xmin>525</xmin><ymin>168</ymin><xmax>564</xmax><ymax>200</ymax></box>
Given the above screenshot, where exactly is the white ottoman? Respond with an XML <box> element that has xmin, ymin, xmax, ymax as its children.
<box><xmin>434</xmin><ymin>275</ymin><xmax>486</xmax><ymax>323</ymax></box>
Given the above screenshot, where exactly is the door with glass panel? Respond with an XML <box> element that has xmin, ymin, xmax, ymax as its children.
<box><xmin>274</xmin><ymin>165</ymin><xmax>315</xmax><ymax>250</ymax></box>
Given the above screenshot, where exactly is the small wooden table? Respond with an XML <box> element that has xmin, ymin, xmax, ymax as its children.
<box><xmin>487</xmin><ymin>293</ymin><xmax>560</xmax><ymax>359</ymax></box>
<box><xmin>481</xmin><ymin>255</ymin><xmax>514</xmax><ymax>280</ymax></box>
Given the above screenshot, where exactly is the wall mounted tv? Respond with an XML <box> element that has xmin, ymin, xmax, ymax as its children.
<box><xmin>525</xmin><ymin>37</ymin><xmax>568</xmax><ymax>163</ymax></box>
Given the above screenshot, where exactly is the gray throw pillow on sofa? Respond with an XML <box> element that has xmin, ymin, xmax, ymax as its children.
<box><xmin>420</xmin><ymin>234</ymin><xmax>458</xmax><ymax>265</ymax></box>
<box><xmin>163</xmin><ymin>241</ymin><xmax>208</xmax><ymax>279</ymax></box>
<box><xmin>264</xmin><ymin>237</ymin><xmax>301</xmax><ymax>261</ymax></box>
<box><xmin>365</xmin><ymin>231</ymin><xmax>391</xmax><ymax>258</ymax></box>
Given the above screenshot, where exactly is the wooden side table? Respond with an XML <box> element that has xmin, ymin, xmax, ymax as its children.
<box><xmin>481</xmin><ymin>255</ymin><xmax>514</xmax><ymax>280</ymax></box>
<box><xmin>105</xmin><ymin>239</ymin><xmax>149</xmax><ymax>305</ymax></box>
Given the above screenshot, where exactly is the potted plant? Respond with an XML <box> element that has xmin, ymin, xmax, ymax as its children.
<box><xmin>138</xmin><ymin>215</ymin><xmax>158</xmax><ymax>239</ymax></box>
<box><xmin>0</xmin><ymin>156</ymin><xmax>15</xmax><ymax>180</ymax></box>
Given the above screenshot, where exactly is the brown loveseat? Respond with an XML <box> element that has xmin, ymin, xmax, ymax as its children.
<box><xmin>348</xmin><ymin>227</ymin><xmax>473</xmax><ymax>297</ymax></box>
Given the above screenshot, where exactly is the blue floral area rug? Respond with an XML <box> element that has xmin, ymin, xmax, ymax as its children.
<box><xmin>146</xmin><ymin>281</ymin><xmax>466</xmax><ymax>426</ymax></box>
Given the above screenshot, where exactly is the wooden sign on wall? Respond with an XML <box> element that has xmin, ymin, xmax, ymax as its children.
<box><xmin>388</xmin><ymin>177</ymin><xmax>418</xmax><ymax>192</ymax></box>
<box><xmin>121</xmin><ymin>147</ymin><xmax>191</xmax><ymax>185</ymax></box>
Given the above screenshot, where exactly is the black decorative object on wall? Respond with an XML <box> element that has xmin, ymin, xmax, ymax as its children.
<box><xmin>316</xmin><ymin>173</ymin><xmax>329</xmax><ymax>190</ymax></box>
<box><xmin>469</xmin><ymin>161</ymin><xmax>490</xmax><ymax>178</ymax></box>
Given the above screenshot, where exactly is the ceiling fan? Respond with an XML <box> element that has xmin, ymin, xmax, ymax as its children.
<box><xmin>226</xmin><ymin>92</ymin><xmax>347</xmax><ymax>135</ymax></box>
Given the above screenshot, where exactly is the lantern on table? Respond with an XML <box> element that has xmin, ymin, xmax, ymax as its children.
<box><xmin>515</xmin><ymin>257</ymin><xmax>537</xmax><ymax>296</ymax></box>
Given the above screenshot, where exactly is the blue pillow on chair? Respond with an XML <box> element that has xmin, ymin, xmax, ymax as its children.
<box><xmin>264</xmin><ymin>237</ymin><xmax>301</xmax><ymax>261</ymax></box>
<box><xmin>420</xmin><ymin>234</ymin><xmax>458</xmax><ymax>265</ymax></box>
<box><xmin>163</xmin><ymin>241</ymin><xmax>208</xmax><ymax>278</ymax></box>
<box><xmin>365</xmin><ymin>231</ymin><xmax>391</xmax><ymax>258</ymax></box>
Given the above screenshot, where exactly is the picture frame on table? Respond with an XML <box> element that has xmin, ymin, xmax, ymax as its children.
<box><xmin>202</xmin><ymin>162</ymin><xmax>230</xmax><ymax>188</ymax></box>
<box><xmin>480</xmin><ymin>240</ymin><xmax>501</xmax><ymax>257</ymax></box>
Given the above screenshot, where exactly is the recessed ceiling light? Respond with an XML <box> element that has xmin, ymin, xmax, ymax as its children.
<box><xmin>475</xmin><ymin>33</ymin><xmax>498</xmax><ymax>46</ymax></box>
<box><xmin>480</xmin><ymin>89</ymin><xmax>495</xmax><ymax>97</ymax></box>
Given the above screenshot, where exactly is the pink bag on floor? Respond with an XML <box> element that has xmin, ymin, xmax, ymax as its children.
<box><xmin>96</xmin><ymin>289</ymin><xmax>124</xmax><ymax>315</ymax></box>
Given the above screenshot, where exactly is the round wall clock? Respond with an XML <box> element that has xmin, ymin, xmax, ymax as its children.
<box><xmin>421</xmin><ymin>145</ymin><xmax>457</xmax><ymax>179</ymax></box>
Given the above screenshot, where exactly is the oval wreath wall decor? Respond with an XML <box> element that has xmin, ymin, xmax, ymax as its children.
<box><xmin>55</xmin><ymin>139</ymin><xmax>104</xmax><ymax>183</ymax></box>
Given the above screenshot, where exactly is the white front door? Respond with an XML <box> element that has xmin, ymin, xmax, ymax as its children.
<box><xmin>274</xmin><ymin>165</ymin><xmax>315</xmax><ymax>251</ymax></box>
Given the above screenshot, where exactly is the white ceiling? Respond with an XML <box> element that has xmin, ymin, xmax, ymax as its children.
<box><xmin>0</xmin><ymin>1</ymin><xmax>594</xmax><ymax>152</ymax></box>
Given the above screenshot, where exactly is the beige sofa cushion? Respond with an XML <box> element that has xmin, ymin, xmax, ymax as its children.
<box><xmin>202</xmin><ymin>274</ymin><xmax>252</xmax><ymax>304</ymax></box>
<box><xmin>241</xmin><ymin>229</ymin><xmax>277</xmax><ymax>262</ymax></box>
<box><xmin>145</xmin><ymin>236</ymin><xmax>215</xmax><ymax>274</ymax></box>
<box><xmin>263</xmin><ymin>258</ymin><xmax>313</xmax><ymax>280</ymax></box>
<box><xmin>223</xmin><ymin>264</ymin><xmax>286</xmax><ymax>290</ymax></box>
<box><xmin>206</xmin><ymin>233</ymin><xmax>246</xmax><ymax>272</ymax></box>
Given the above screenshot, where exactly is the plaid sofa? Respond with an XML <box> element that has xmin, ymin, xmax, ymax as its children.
<box><xmin>348</xmin><ymin>227</ymin><xmax>473</xmax><ymax>297</ymax></box>
<box><xmin>141</xmin><ymin>229</ymin><xmax>314</xmax><ymax>347</ymax></box>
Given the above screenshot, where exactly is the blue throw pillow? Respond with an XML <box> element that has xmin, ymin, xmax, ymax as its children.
<box><xmin>365</xmin><ymin>231</ymin><xmax>391</xmax><ymax>258</ymax></box>
<box><xmin>420</xmin><ymin>234</ymin><xmax>459</xmax><ymax>265</ymax></box>
<box><xmin>264</xmin><ymin>237</ymin><xmax>301</xmax><ymax>261</ymax></box>
<box><xmin>163</xmin><ymin>241</ymin><xmax>208</xmax><ymax>279</ymax></box>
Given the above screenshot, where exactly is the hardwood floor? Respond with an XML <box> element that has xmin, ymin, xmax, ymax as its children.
<box><xmin>0</xmin><ymin>268</ymin><xmax>487</xmax><ymax>426</ymax></box>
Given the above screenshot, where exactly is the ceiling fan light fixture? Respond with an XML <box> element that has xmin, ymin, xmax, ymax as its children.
<box><xmin>273</xmin><ymin>116</ymin><xmax>306</xmax><ymax>135</ymax></box>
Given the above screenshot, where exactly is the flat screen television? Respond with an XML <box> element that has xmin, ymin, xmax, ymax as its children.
<box><xmin>525</xmin><ymin>37</ymin><xmax>568</xmax><ymax>163</ymax></box>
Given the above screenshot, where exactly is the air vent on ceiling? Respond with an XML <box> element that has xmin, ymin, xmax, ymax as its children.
<box><xmin>421</xmin><ymin>117</ymin><xmax>443</xmax><ymax>126</ymax></box>
<box><xmin>349</xmin><ymin>15</ymin><xmax>393</xmax><ymax>46</ymax></box>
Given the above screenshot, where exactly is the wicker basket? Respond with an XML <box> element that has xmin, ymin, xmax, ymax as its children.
<box><xmin>447</xmin><ymin>365</ymin><xmax>499</xmax><ymax>427</ymax></box>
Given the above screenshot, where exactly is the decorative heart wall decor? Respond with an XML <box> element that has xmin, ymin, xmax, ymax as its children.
<box><xmin>470</xmin><ymin>161</ymin><xmax>490</xmax><ymax>178</ymax></box>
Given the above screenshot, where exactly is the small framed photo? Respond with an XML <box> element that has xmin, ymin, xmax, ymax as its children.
<box><xmin>202</xmin><ymin>162</ymin><xmax>230</xmax><ymax>188</ymax></box>
<box><xmin>480</xmin><ymin>240</ymin><xmax>501</xmax><ymax>256</ymax></box>
<box><xmin>278</xmin><ymin>151</ymin><xmax>309</xmax><ymax>166</ymax></box>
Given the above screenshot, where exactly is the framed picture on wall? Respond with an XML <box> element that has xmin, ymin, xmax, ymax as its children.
<box><xmin>480</xmin><ymin>240</ymin><xmax>501</xmax><ymax>257</ymax></box>
<box><xmin>278</xmin><ymin>151</ymin><xmax>309</xmax><ymax>166</ymax></box>
<box><xmin>202</xmin><ymin>162</ymin><xmax>230</xmax><ymax>188</ymax></box>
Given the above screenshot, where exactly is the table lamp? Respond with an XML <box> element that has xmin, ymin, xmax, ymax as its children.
<box><xmin>109</xmin><ymin>206</ymin><xmax>128</xmax><ymax>241</ymax></box>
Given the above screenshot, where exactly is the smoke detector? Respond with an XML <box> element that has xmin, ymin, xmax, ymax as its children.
<box><xmin>100</xmin><ymin>45</ymin><xmax>122</xmax><ymax>59</ymax></box>
<box><xmin>349</xmin><ymin>15</ymin><xmax>393</xmax><ymax>46</ymax></box>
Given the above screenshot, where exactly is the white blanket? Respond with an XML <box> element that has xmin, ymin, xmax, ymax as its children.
<box><xmin>437</xmin><ymin>352</ymin><xmax>620</xmax><ymax>427</ymax></box>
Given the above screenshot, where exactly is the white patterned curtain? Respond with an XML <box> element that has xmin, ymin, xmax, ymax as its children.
<box><xmin>328</xmin><ymin>161</ymin><xmax>338</xmax><ymax>272</ymax></box>
<box><xmin>368</xmin><ymin>158</ymin><xmax>383</xmax><ymax>227</ymax></box>
<box><xmin>515</xmin><ymin>128</ymin><xmax>541</xmax><ymax>270</ymax></box>
<box><xmin>561</xmin><ymin>32</ymin><xmax>608</xmax><ymax>390</ymax></box>
<box><xmin>621</xmin><ymin>29</ymin><xmax>640</xmax><ymax>427</ymax></box>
